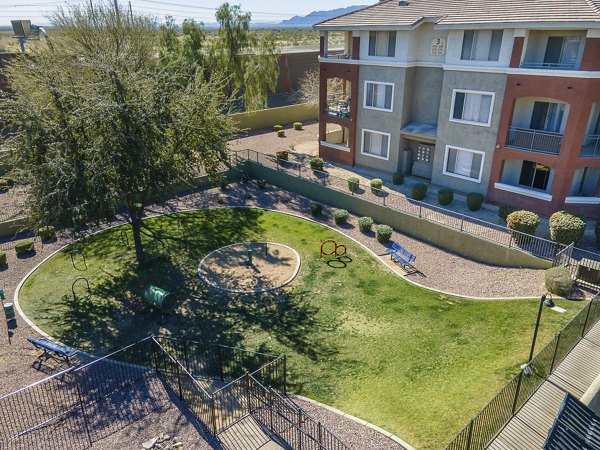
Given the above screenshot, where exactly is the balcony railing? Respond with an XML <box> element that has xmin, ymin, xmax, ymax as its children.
<box><xmin>324</xmin><ymin>101</ymin><xmax>351</xmax><ymax>119</ymax></box>
<box><xmin>324</xmin><ymin>51</ymin><xmax>353</xmax><ymax>60</ymax></box>
<box><xmin>506</xmin><ymin>127</ymin><xmax>562</xmax><ymax>155</ymax></box>
<box><xmin>581</xmin><ymin>134</ymin><xmax>600</xmax><ymax>158</ymax></box>
<box><xmin>520</xmin><ymin>61</ymin><xmax>578</xmax><ymax>70</ymax></box>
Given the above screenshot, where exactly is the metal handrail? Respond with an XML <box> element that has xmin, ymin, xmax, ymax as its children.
<box><xmin>520</xmin><ymin>61</ymin><xmax>578</xmax><ymax>70</ymax></box>
<box><xmin>506</xmin><ymin>126</ymin><xmax>563</xmax><ymax>155</ymax></box>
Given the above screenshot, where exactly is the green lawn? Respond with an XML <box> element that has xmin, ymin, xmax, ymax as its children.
<box><xmin>19</xmin><ymin>208</ymin><xmax>580</xmax><ymax>449</ymax></box>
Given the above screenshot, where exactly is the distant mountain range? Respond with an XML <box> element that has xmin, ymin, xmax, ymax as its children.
<box><xmin>278</xmin><ymin>6</ymin><xmax>368</xmax><ymax>28</ymax></box>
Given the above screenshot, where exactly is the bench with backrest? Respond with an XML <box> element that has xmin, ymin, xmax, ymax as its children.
<box><xmin>386</xmin><ymin>242</ymin><xmax>416</xmax><ymax>269</ymax></box>
<box><xmin>27</xmin><ymin>337</ymin><xmax>78</xmax><ymax>367</ymax></box>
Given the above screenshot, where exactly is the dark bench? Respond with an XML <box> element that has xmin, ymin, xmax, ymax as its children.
<box><xmin>386</xmin><ymin>242</ymin><xmax>416</xmax><ymax>269</ymax></box>
<box><xmin>27</xmin><ymin>337</ymin><xmax>77</xmax><ymax>367</ymax></box>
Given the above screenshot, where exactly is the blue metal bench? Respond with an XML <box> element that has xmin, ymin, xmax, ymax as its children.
<box><xmin>386</xmin><ymin>242</ymin><xmax>416</xmax><ymax>269</ymax></box>
<box><xmin>27</xmin><ymin>337</ymin><xmax>77</xmax><ymax>366</ymax></box>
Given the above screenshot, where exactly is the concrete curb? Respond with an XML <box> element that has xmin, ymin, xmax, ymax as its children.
<box><xmin>293</xmin><ymin>395</ymin><xmax>416</xmax><ymax>450</ymax></box>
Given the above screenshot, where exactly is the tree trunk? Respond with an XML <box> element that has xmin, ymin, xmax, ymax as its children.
<box><xmin>130</xmin><ymin>207</ymin><xmax>146</xmax><ymax>264</ymax></box>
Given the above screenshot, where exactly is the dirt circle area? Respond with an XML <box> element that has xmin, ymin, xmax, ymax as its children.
<box><xmin>198</xmin><ymin>242</ymin><xmax>301</xmax><ymax>293</ymax></box>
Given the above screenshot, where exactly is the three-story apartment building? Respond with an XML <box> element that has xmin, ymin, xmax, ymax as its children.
<box><xmin>314</xmin><ymin>0</ymin><xmax>600</xmax><ymax>218</ymax></box>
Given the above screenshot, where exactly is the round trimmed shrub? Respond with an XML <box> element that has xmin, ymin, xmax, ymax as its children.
<box><xmin>376</xmin><ymin>224</ymin><xmax>393</xmax><ymax>244</ymax></box>
<box><xmin>38</xmin><ymin>226</ymin><xmax>56</xmax><ymax>240</ymax></box>
<box><xmin>392</xmin><ymin>172</ymin><xmax>404</xmax><ymax>185</ymax></box>
<box><xmin>370</xmin><ymin>178</ymin><xmax>383</xmax><ymax>194</ymax></box>
<box><xmin>499</xmin><ymin>204</ymin><xmax>516</xmax><ymax>221</ymax></box>
<box><xmin>310</xmin><ymin>202</ymin><xmax>323</xmax><ymax>217</ymax></box>
<box><xmin>293</xmin><ymin>122</ymin><xmax>303</xmax><ymax>130</ymax></box>
<box><xmin>277</xmin><ymin>130</ymin><xmax>286</xmax><ymax>138</ymax></box>
<box><xmin>333</xmin><ymin>209</ymin><xmax>349</xmax><ymax>225</ymax></box>
<box><xmin>0</xmin><ymin>251</ymin><xmax>6</xmax><ymax>266</ymax></box>
<box><xmin>0</xmin><ymin>178</ymin><xmax>8</xmax><ymax>191</ymax></box>
<box><xmin>412</xmin><ymin>183</ymin><xmax>427</xmax><ymax>200</ymax></box>
<box><xmin>257</xmin><ymin>179</ymin><xmax>267</xmax><ymax>189</ymax></box>
<box><xmin>310</xmin><ymin>157</ymin><xmax>324</xmax><ymax>171</ymax></box>
<box><xmin>276</xmin><ymin>150</ymin><xmax>289</xmax><ymax>161</ymax></box>
<box><xmin>438</xmin><ymin>188</ymin><xmax>454</xmax><ymax>206</ymax></box>
<box><xmin>358</xmin><ymin>216</ymin><xmax>373</xmax><ymax>233</ymax></box>
<box><xmin>549</xmin><ymin>211</ymin><xmax>587</xmax><ymax>245</ymax></box>
<box><xmin>348</xmin><ymin>176</ymin><xmax>360</xmax><ymax>193</ymax></box>
<box><xmin>507</xmin><ymin>210</ymin><xmax>540</xmax><ymax>236</ymax></box>
<box><xmin>466</xmin><ymin>192</ymin><xmax>484</xmax><ymax>211</ymax></box>
<box><xmin>273</xmin><ymin>125</ymin><xmax>283</xmax><ymax>132</ymax></box>
<box><xmin>545</xmin><ymin>267</ymin><xmax>574</xmax><ymax>297</ymax></box>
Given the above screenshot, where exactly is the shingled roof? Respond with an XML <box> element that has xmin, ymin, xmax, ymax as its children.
<box><xmin>314</xmin><ymin>0</ymin><xmax>600</xmax><ymax>30</ymax></box>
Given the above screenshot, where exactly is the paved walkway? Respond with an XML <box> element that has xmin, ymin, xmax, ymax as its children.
<box><xmin>489</xmin><ymin>318</ymin><xmax>600</xmax><ymax>449</ymax></box>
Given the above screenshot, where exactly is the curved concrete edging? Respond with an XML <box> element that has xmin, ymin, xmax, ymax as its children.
<box><xmin>293</xmin><ymin>395</ymin><xmax>416</xmax><ymax>450</ymax></box>
<box><xmin>198</xmin><ymin>241</ymin><xmax>301</xmax><ymax>294</ymax></box>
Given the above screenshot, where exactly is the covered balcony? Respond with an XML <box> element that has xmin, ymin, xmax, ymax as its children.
<box><xmin>505</xmin><ymin>98</ymin><xmax>568</xmax><ymax>155</ymax></box>
<box><xmin>581</xmin><ymin>103</ymin><xmax>600</xmax><ymax>158</ymax></box>
<box><xmin>494</xmin><ymin>159</ymin><xmax>554</xmax><ymax>201</ymax></box>
<box><xmin>321</xmin><ymin>31</ymin><xmax>354</xmax><ymax>59</ymax></box>
<box><xmin>520</xmin><ymin>31</ymin><xmax>585</xmax><ymax>70</ymax></box>
<box><xmin>320</xmin><ymin>123</ymin><xmax>350</xmax><ymax>152</ymax></box>
<box><xmin>323</xmin><ymin>78</ymin><xmax>352</xmax><ymax>119</ymax></box>
<box><xmin>566</xmin><ymin>167</ymin><xmax>600</xmax><ymax>205</ymax></box>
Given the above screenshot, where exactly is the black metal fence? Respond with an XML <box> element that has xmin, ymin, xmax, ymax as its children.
<box><xmin>557</xmin><ymin>247</ymin><xmax>600</xmax><ymax>289</ymax></box>
<box><xmin>235</xmin><ymin>149</ymin><xmax>600</xmax><ymax>269</ymax></box>
<box><xmin>445</xmin><ymin>293</ymin><xmax>600</xmax><ymax>450</ymax></box>
<box><xmin>0</xmin><ymin>336</ymin><xmax>349</xmax><ymax>450</ymax></box>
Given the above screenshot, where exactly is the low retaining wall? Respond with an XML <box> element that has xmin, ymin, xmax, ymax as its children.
<box><xmin>244</xmin><ymin>161</ymin><xmax>551</xmax><ymax>270</ymax></box>
<box><xmin>230</xmin><ymin>103</ymin><xmax>318</xmax><ymax>131</ymax></box>
<box><xmin>0</xmin><ymin>217</ymin><xmax>28</xmax><ymax>239</ymax></box>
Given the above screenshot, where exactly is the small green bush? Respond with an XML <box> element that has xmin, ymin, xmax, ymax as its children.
<box><xmin>549</xmin><ymin>211</ymin><xmax>587</xmax><ymax>245</ymax></box>
<box><xmin>412</xmin><ymin>183</ymin><xmax>428</xmax><ymax>200</ymax></box>
<box><xmin>376</xmin><ymin>224</ymin><xmax>393</xmax><ymax>244</ymax></box>
<box><xmin>276</xmin><ymin>150</ymin><xmax>289</xmax><ymax>161</ymax></box>
<box><xmin>507</xmin><ymin>210</ymin><xmax>540</xmax><ymax>236</ymax></box>
<box><xmin>596</xmin><ymin>221</ymin><xmax>600</xmax><ymax>249</ymax></box>
<box><xmin>274</xmin><ymin>125</ymin><xmax>283</xmax><ymax>132</ymax></box>
<box><xmin>15</xmin><ymin>239</ymin><xmax>35</xmax><ymax>255</ymax></box>
<box><xmin>466</xmin><ymin>192</ymin><xmax>485</xmax><ymax>211</ymax></box>
<box><xmin>257</xmin><ymin>179</ymin><xmax>267</xmax><ymax>189</ymax></box>
<box><xmin>370</xmin><ymin>178</ymin><xmax>383</xmax><ymax>194</ymax></box>
<box><xmin>310</xmin><ymin>202</ymin><xmax>323</xmax><ymax>217</ymax></box>
<box><xmin>293</xmin><ymin>122</ymin><xmax>303</xmax><ymax>130</ymax></box>
<box><xmin>310</xmin><ymin>157</ymin><xmax>324</xmax><ymax>171</ymax></box>
<box><xmin>38</xmin><ymin>226</ymin><xmax>56</xmax><ymax>240</ymax></box>
<box><xmin>358</xmin><ymin>216</ymin><xmax>373</xmax><ymax>233</ymax></box>
<box><xmin>0</xmin><ymin>251</ymin><xmax>6</xmax><ymax>265</ymax></box>
<box><xmin>545</xmin><ymin>267</ymin><xmax>574</xmax><ymax>297</ymax></box>
<box><xmin>333</xmin><ymin>209</ymin><xmax>349</xmax><ymax>225</ymax></box>
<box><xmin>392</xmin><ymin>172</ymin><xmax>404</xmax><ymax>185</ymax></box>
<box><xmin>0</xmin><ymin>178</ymin><xmax>7</xmax><ymax>191</ymax></box>
<box><xmin>499</xmin><ymin>205</ymin><xmax>516</xmax><ymax>221</ymax></box>
<box><xmin>277</xmin><ymin>130</ymin><xmax>286</xmax><ymax>138</ymax></box>
<box><xmin>438</xmin><ymin>188</ymin><xmax>454</xmax><ymax>206</ymax></box>
<box><xmin>348</xmin><ymin>176</ymin><xmax>360</xmax><ymax>193</ymax></box>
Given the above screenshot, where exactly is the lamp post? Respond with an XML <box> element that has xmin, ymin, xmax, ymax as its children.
<box><xmin>521</xmin><ymin>294</ymin><xmax>555</xmax><ymax>375</ymax></box>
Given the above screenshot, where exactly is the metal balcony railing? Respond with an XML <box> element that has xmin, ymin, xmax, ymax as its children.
<box><xmin>506</xmin><ymin>127</ymin><xmax>562</xmax><ymax>155</ymax></box>
<box><xmin>324</xmin><ymin>51</ymin><xmax>353</xmax><ymax>59</ymax></box>
<box><xmin>324</xmin><ymin>101</ymin><xmax>351</xmax><ymax>119</ymax></box>
<box><xmin>581</xmin><ymin>134</ymin><xmax>600</xmax><ymax>158</ymax></box>
<box><xmin>520</xmin><ymin>61</ymin><xmax>578</xmax><ymax>70</ymax></box>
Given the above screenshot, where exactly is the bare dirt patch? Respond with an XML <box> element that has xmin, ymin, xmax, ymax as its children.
<box><xmin>198</xmin><ymin>242</ymin><xmax>300</xmax><ymax>293</ymax></box>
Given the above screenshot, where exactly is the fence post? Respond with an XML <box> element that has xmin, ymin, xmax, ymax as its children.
<box><xmin>382</xmin><ymin>195</ymin><xmax>386</xmax><ymax>207</ymax></box>
<box><xmin>582</xmin><ymin>299</ymin><xmax>595</xmax><ymax>337</ymax></box>
<box><xmin>419</xmin><ymin>205</ymin><xmax>422</xmax><ymax>218</ymax></box>
<box><xmin>218</xmin><ymin>346</ymin><xmax>224</xmax><ymax>382</ymax></box>
<box><xmin>508</xmin><ymin>231</ymin><xmax>513</xmax><ymax>248</ymax></box>
<box><xmin>298</xmin><ymin>165</ymin><xmax>302</xmax><ymax>178</ymax></box>
<box><xmin>511</xmin><ymin>371</ymin><xmax>524</xmax><ymax>415</ymax></box>
<box><xmin>276</xmin><ymin>157</ymin><xmax>279</xmax><ymax>171</ymax></box>
<box><xmin>318</xmin><ymin>421</ymin><xmax>323</xmax><ymax>446</ymax></box>
<box><xmin>460</xmin><ymin>217</ymin><xmax>464</xmax><ymax>232</ymax></box>
<box><xmin>74</xmin><ymin>371</ymin><xmax>94</xmax><ymax>447</ymax></box>
<box><xmin>176</xmin><ymin>362</ymin><xmax>184</xmax><ymax>400</ymax></box>
<box><xmin>211</xmin><ymin>397</ymin><xmax>218</xmax><ymax>435</ymax></box>
<box><xmin>247</xmin><ymin>148</ymin><xmax>250</xmax><ymax>161</ymax></box>
<box><xmin>283</xmin><ymin>355</ymin><xmax>287</xmax><ymax>394</ymax></box>
<box><xmin>465</xmin><ymin>419</ymin><xmax>474</xmax><ymax>450</ymax></box>
<box><xmin>298</xmin><ymin>410</ymin><xmax>303</xmax><ymax>450</ymax></box>
<box><xmin>549</xmin><ymin>332</ymin><xmax>562</xmax><ymax>374</ymax></box>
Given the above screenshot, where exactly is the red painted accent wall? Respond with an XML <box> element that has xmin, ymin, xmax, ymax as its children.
<box><xmin>352</xmin><ymin>36</ymin><xmax>360</xmax><ymax>60</ymax></box>
<box><xmin>318</xmin><ymin>62</ymin><xmax>360</xmax><ymax>166</ymax></box>
<box><xmin>320</xmin><ymin>36</ymin><xmax>325</xmax><ymax>58</ymax></box>
<box><xmin>488</xmin><ymin>75</ymin><xmax>600</xmax><ymax>218</ymax></box>
<box><xmin>581</xmin><ymin>38</ymin><xmax>600</xmax><ymax>71</ymax></box>
<box><xmin>510</xmin><ymin>37</ymin><xmax>524</xmax><ymax>68</ymax></box>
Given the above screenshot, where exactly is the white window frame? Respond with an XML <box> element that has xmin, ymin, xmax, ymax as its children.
<box><xmin>449</xmin><ymin>89</ymin><xmax>495</xmax><ymax>127</ymax></box>
<box><xmin>442</xmin><ymin>145</ymin><xmax>485</xmax><ymax>183</ymax></box>
<box><xmin>363</xmin><ymin>81</ymin><xmax>395</xmax><ymax>112</ymax></box>
<box><xmin>361</xmin><ymin>128</ymin><xmax>391</xmax><ymax>161</ymax></box>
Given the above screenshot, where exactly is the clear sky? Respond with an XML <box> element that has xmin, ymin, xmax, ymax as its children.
<box><xmin>0</xmin><ymin>0</ymin><xmax>375</xmax><ymax>26</ymax></box>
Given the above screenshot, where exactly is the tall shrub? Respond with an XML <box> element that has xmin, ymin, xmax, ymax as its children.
<box><xmin>549</xmin><ymin>211</ymin><xmax>587</xmax><ymax>245</ymax></box>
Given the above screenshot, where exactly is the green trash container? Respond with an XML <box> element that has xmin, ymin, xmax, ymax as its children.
<box><xmin>143</xmin><ymin>285</ymin><xmax>175</xmax><ymax>312</ymax></box>
<box><xmin>3</xmin><ymin>302</ymin><xmax>15</xmax><ymax>321</ymax></box>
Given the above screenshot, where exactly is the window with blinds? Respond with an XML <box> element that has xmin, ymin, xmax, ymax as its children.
<box><xmin>461</xmin><ymin>30</ymin><xmax>503</xmax><ymax>61</ymax></box>
<box><xmin>443</xmin><ymin>146</ymin><xmax>485</xmax><ymax>183</ymax></box>
<box><xmin>361</xmin><ymin>129</ymin><xmax>390</xmax><ymax>160</ymax></box>
<box><xmin>451</xmin><ymin>90</ymin><xmax>494</xmax><ymax>126</ymax></box>
<box><xmin>364</xmin><ymin>82</ymin><xmax>394</xmax><ymax>111</ymax></box>
<box><xmin>368</xmin><ymin>31</ymin><xmax>397</xmax><ymax>57</ymax></box>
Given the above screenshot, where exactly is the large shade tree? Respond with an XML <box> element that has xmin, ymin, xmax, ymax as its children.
<box><xmin>0</xmin><ymin>2</ymin><xmax>236</xmax><ymax>263</ymax></box>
